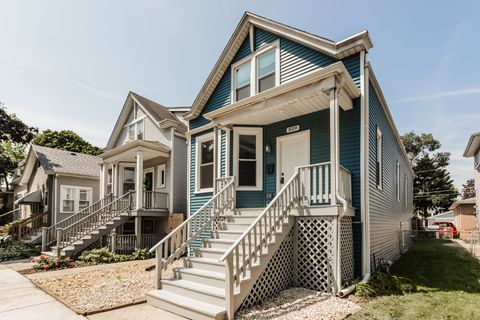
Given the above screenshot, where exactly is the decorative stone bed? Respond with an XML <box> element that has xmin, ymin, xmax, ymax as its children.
<box><xmin>30</xmin><ymin>258</ymin><xmax>182</xmax><ymax>315</ymax></box>
<box><xmin>235</xmin><ymin>287</ymin><xmax>361</xmax><ymax>320</ymax></box>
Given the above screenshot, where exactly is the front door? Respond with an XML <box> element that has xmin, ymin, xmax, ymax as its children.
<box><xmin>276</xmin><ymin>130</ymin><xmax>310</xmax><ymax>192</ymax></box>
<box><xmin>144</xmin><ymin>170</ymin><xmax>154</xmax><ymax>208</ymax></box>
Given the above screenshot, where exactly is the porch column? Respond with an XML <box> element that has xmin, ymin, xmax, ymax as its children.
<box><xmin>99</xmin><ymin>164</ymin><xmax>105</xmax><ymax>198</ymax></box>
<box><xmin>112</xmin><ymin>164</ymin><xmax>118</xmax><ymax>197</ymax></box>
<box><xmin>136</xmin><ymin>150</ymin><xmax>144</xmax><ymax>209</ymax></box>
<box><xmin>135</xmin><ymin>216</ymin><xmax>142</xmax><ymax>248</ymax></box>
<box><xmin>213</xmin><ymin>126</ymin><xmax>218</xmax><ymax>194</ymax></box>
<box><xmin>329</xmin><ymin>88</ymin><xmax>338</xmax><ymax>203</ymax></box>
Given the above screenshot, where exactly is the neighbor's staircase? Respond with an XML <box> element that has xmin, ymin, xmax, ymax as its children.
<box><xmin>42</xmin><ymin>192</ymin><xmax>133</xmax><ymax>257</ymax></box>
<box><xmin>146</xmin><ymin>174</ymin><xmax>300</xmax><ymax>320</ymax></box>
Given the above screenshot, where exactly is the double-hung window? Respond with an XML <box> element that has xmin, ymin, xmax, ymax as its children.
<box><xmin>196</xmin><ymin>134</ymin><xmax>214</xmax><ymax>192</ymax></box>
<box><xmin>157</xmin><ymin>164</ymin><xmax>166</xmax><ymax>189</ymax></box>
<box><xmin>232</xmin><ymin>42</ymin><xmax>279</xmax><ymax>102</ymax></box>
<box><xmin>123</xmin><ymin>167</ymin><xmax>135</xmax><ymax>194</ymax></box>
<box><xmin>60</xmin><ymin>186</ymin><xmax>92</xmax><ymax>213</ymax></box>
<box><xmin>128</xmin><ymin>119</ymin><xmax>145</xmax><ymax>141</ymax></box>
<box><xmin>234</xmin><ymin>127</ymin><xmax>263</xmax><ymax>190</ymax></box>
<box><xmin>376</xmin><ymin>127</ymin><xmax>383</xmax><ymax>189</ymax></box>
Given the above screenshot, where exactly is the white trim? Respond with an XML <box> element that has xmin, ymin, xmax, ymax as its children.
<box><xmin>233</xmin><ymin>127</ymin><xmax>263</xmax><ymax>191</ymax></box>
<box><xmin>376</xmin><ymin>127</ymin><xmax>383</xmax><ymax>190</ymax></box>
<box><xmin>404</xmin><ymin>173</ymin><xmax>408</xmax><ymax>207</ymax></box>
<box><xmin>226</xmin><ymin>128</ymin><xmax>231</xmax><ymax>176</ymax></box>
<box><xmin>59</xmin><ymin>185</ymin><xmax>93</xmax><ymax>214</ymax></box>
<box><xmin>123</xmin><ymin>115</ymin><xmax>146</xmax><ymax>128</ymax></box>
<box><xmin>157</xmin><ymin>164</ymin><xmax>166</xmax><ymax>189</ymax></box>
<box><xmin>231</xmin><ymin>40</ymin><xmax>280</xmax><ymax>103</ymax></box>
<box><xmin>276</xmin><ymin>130</ymin><xmax>310</xmax><ymax>193</ymax></box>
<box><xmin>362</xmin><ymin>54</ymin><xmax>371</xmax><ymax>275</ymax></box>
<box><xmin>396</xmin><ymin>161</ymin><xmax>400</xmax><ymax>202</ymax></box>
<box><xmin>120</xmin><ymin>164</ymin><xmax>136</xmax><ymax>195</ymax></box>
<box><xmin>195</xmin><ymin>132</ymin><xmax>215</xmax><ymax>194</ymax></box>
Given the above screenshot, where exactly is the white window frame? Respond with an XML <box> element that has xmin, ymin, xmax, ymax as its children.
<box><xmin>157</xmin><ymin>164</ymin><xmax>166</xmax><ymax>189</ymax></box>
<box><xmin>396</xmin><ymin>161</ymin><xmax>400</xmax><ymax>202</ymax></box>
<box><xmin>195</xmin><ymin>132</ymin><xmax>215</xmax><ymax>193</ymax></box>
<box><xmin>376</xmin><ymin>127</ymin><xmax>383</xmax><ymax>190</ymax></box>
<box><xmin>125</xmin><ymin>117</ymin><xmax>145</xmax><ymax>142</ymax></box>
<box><xmin>233</xmin><ymin>127</ymin><xmax>263</xmax><ymax>191</ymax></box>
<box><xmin>231</xmin><ymin>40</ymin><xmax>280</xmax><ymax>103</ymax></box>
<box><xmin>120</xmin><ymin>165</ymin><xmax>136</xmax><ymax>195</ymax></box>
<box><xmin>60</xmin><ymin>185</ymin><xmax>93</xmax><ymax>214</ymax></box>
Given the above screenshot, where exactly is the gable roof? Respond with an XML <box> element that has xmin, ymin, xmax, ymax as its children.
<box><xmin>184</xmin><ymin>11</ymin><xmax>373</xmax><ymax>122</ymax></box>
<box><xmin>464</xmin><ymin>132</ymin><xmax>480</xmax><ymax>157</ymax></box>
<box><xmin>450</xmin><ymin>197</ymin><xmax>476</xmax><ymax>210</ymax></box>
<box><xmin>105</xmin><ymin>92</ymin><xmax>188</xmax><ymax>149</ymax></box>
<box><xmin>20</xmin><ymin>145</ymin><xmax>101</xmax><ymax>184</ymax></box>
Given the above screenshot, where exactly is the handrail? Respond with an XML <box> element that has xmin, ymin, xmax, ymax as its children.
<box><xmin>17</xmin><ymin>211</ymin><xmax>48</xmax><ymax>240</ymax></box>
<box><xmin>0</xmin><ymin>207</ymin><xmax>20</xmax><ymax>219</ymax></box>
<box><xmin>43</xmin><ymin>193</ymin><xmax>114</xmax><ymax>247</ymax></box>
<box><xmin>150</xmin><ymin>176</ymin><xmax>235</xmax><ymax>290</ymax></box>
<box><xmin>219</xmin><ymin>172</ymin><xmax>298</xmax><ymax>263</ymax></box>
<box><xmin>56</xmin><ymin>192</ymin><xmax>132</xmax><ymax>252</ymax></box>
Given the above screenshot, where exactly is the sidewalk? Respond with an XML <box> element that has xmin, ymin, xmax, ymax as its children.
<box><xmin>453</xmin><ymin>238</ymin><xmax>480</xmax><ymax>259</ymax></box>
<box><xmin>0</xmin><ymin>264</ymin><xmax>85</xmax><ymax>320</ymax></box>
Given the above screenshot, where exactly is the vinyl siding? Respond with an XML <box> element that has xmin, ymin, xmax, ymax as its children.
<box><xmin>55</xmin><ymin>175</ymin><xmax>99</xmax><ymax>223</ymax></box>
<box><xmin>368</xmin><ymin>81</ymin><xmax>414</xmax><ymax>266</ymax></box>
<box><xmin>172</xmin><ymin>135</ymin><xmax>187</xmax><ymax>214</ymax></box>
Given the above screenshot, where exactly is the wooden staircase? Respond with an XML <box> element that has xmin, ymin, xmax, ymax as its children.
<box><xmin>42</xmin><ymin>192</ymin><xmax>133</xmax><ymax>257</ymax></box>
<box><xmin>146</xmin><ymin>175</ymin><xmax>300</xmax><ymax>319</ymax></box>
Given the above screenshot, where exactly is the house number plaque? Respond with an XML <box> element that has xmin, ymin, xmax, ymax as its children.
<box><xmin>286</xmin><ymin>125</ymin><xmax>300</xmax><ymax>134</ymax></box>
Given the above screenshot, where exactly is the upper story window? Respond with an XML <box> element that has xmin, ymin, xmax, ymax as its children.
<box><xmin>196</xmin><ymin>133</ymin><xmax>214</xmax><ymax>192</ymax></box>
<box><xmin>376</xmin><ymin>127</ymin><xmax>383</xmax><ymax>190</ymax></box>
<box><xmin>128</xmin><ymin>119</ymin><xmax>144</xmax><ymax>141</ymax></box>
<box><xmin>232</xmin><ymin>42</ymin><xmax>279</xmax><ymax>102</ymax></box>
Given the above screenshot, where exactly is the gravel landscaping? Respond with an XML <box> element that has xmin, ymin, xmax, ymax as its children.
<box><xmin>236</xmin><ymin>287</ymin><xmax>361</xmax><ymax>320</ymax></box>
<box><xmin>31</xmin><ymin>258</ymin><xmax>183</xmax><ymax>315</ymax></box>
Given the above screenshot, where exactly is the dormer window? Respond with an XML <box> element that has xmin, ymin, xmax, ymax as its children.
<box><xmin>128</xmin><ymin>119</ymin><xmax>144</xmax><ymax>141</ymax></box>
<box><xmin>232</xmin><ymin>41</ymin><xmax>279</xmax><ymax>102</ymax></box>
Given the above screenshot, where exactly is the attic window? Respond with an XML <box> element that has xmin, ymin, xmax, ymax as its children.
<box><xmin>231</xmin><ymin>41</ymin><xmax>279</xmax><ymax>103</ymax></box>
<box><xmin>128</xmin><ymin>119</ymin><xmax>144</xmax><ymax>141</ymax></box>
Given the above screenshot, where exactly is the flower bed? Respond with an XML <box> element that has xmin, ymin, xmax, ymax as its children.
<box><xmin>32</xmin><ymin>255</ymin><xmax>72</xmax><ymax>271</ymax></box>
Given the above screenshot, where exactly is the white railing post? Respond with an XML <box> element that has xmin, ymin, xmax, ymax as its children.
<box><xmin>111</xmin><ymin>232</ymin><xmax>117</xmax><ymax>253</ymax></box>
<box><xmin>225</xmin><ymin>254</ymin><xmax>234</xmax><ymax>320</ymax></box>
<box><xmin>156</xmin><ymin>247</ymin><xmax>163</xmax><ymax>290</ymax></box>
<box><xmin>41</xmin><ymin>227</ymin><xmax>48</xmax><ymax>251</ymax></box>
<box><xmin>56</xmin><ymin>228</ymin><xmax>63</xmax><ymax>257</ymax></box>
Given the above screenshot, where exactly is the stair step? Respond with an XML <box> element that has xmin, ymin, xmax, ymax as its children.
<box><xmin>218</xmin><ymin>223</ymin><xmax>251</xmax><ymax>231</ymax></box>
<box><xmin>161</xmin><ymin>279</ymin><xmax>225</xmax><ymax>307</ymax></box>
<box><xmin>147</xmin><ymin>290</ymin><xmax>225</xmax><ymax>320</ymax></box>
<box><xmin>184</xmin><ymin>257</ymin><xmax>225</xmax><ymax>273</ymax></box>
<box><xmin>213</xmin><ymin>230</ymin><xmax>243</xmax><ymax>240</ymax></box>
<box><xmin>174</xmin><ymin>267</ymin><xmax>225</xmax><ymax>288</ymax></box>
<box><xmin>223</xmin><ymin>215</ymin><xmax>260</xmax><ymax>224</ymax></box>
<box><xmin>203</xmin><ymin>238</ymin><xmax>235</xmax><ymax>250</ymax></box>
<box><xmin>195</xmin><ymin>248</ymin><xmax>227</xmax><ymax>260</ymax></box>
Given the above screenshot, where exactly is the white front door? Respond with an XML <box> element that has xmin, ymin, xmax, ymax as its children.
<box><xmin>276</xmin><ymin>130</ymin><xmax>310</xmax><ymax>192</ymax></box>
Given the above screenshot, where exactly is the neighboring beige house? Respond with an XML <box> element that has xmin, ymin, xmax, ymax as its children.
<box><xmin>450</xmin><ymin>198</ymin><xmax>476</xmax><ymax>240</ymax></box>
<box><xmin>9</xmin><ymin>145</ymin><xmax>100</xmax><ymax>241</ymax></box>
<box><xmin>463</xmin><ymin>132</ymin><xmax>480</xmax><ymax>230</ymax></box>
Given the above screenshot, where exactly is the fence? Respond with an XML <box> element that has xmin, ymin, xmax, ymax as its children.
<box><xmin>108</xmin><ymin>233</ymin><xmax>164</xmax><ymax>254</ymax></box>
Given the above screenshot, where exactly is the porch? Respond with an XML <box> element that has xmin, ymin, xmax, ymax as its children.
<box><xmin>99</xmin><ymin>140</ymin><xmax>171</xmax><ymax>214</ymax></box>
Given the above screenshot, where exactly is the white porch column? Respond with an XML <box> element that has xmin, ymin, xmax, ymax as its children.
<box><xmin>99</xmin><ymin>164</ymin><xmax>105</xmax><ymax>198</ymax></box>
<box><xmin>136</xmin><ymin>150</ymin><xmax>144</xmax><ymax>210</ymax></box>
<box><xmin>329</xmin><ymin>88</ymin><xmax>338</xmax><ymax>203</ymax></box>
<box><xmin>112</xmin><ymin>164</ymin><xmax>118</xmax><ymax>197</ymax></box>
<box><xmin>135</xmin><ymin>216</ymin><xmax>142</xmax><ymax>248</ymax></box>
<box><xmin>213</xmin><ymin>126</ymin><xmax>218</xmax><ymax>194</ymax></box>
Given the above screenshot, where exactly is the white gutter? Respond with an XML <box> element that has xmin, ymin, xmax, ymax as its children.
<box><xmin>338</xmin><ymin>272</ymin><xmax>371</xmax><ymax>298</ymax></box>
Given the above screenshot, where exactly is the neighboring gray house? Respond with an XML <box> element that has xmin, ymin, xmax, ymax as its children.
<box><xmin>464</xmin><ymin>132</ymin><xmax>480</xmax><ymax>230</ymax></box>
<box><xmin>10</xmin><ymin>145</ymin><xmax>100</xmax><ymax>241</ymax></box>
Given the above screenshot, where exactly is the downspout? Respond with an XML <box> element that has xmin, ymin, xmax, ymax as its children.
<box><xmin>338</xmin><ymin>272</ymin><xmax>371</xmax><ymax>297</ymax></box>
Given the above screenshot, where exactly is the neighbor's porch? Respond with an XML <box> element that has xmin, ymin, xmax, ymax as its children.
<box><xmin>99</xmin><ymin>140</ymin><xmax>171</xmax><ymax>214</ymax></box>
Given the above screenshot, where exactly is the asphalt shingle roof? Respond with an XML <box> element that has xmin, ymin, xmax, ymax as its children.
<box><xmin>31</xmin><ymin>145</ymin><xmax>100</xmax><ymax>177</ymax></box>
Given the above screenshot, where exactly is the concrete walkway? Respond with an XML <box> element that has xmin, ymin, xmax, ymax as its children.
<box><xmin>0</xmin><ymin>265</ymin><xmax>85</xmax><ymax>320</ymax></box>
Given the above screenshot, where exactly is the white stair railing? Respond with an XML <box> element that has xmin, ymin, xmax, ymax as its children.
<box><xmin>219</xmin><ymin>173</ymin><xmax>300</xmax><ymax>319</ymax></box>
<box><xmin>55</xmin><ymin>192</ymin><xmax>133</xmax><ymax>255</ymax></box>
<box><xmin>42</xmin><ymin>193</ymin><xmax>114</xmax><ymax>250</ymax></box>
<box><xmin>297</xmin><ymin>162</ymin><xmax>331</xmax><ymax>205</ymax></box>
<box><xmin>149</xmin><ymin>176</ymin><xmax>235</xmax><ymax>289</ymax></box>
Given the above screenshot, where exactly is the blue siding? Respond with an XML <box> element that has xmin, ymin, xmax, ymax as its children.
<box><xmin>280</xmin><ymin>38</ymin><xmax>336</xmax><ymax>83</ymax></box>
<box><xmin>368</xmin><ymin>81</ymin><xmax>414</xmax><ymax>266</ymax></box>
<box><xmin>255</xmin><ymin>28</ymin><xmax>278</xmax><ymax>50</ymax></box>
<box><xmin>342</xmin><ymin>54</ymin><xmax>361</xmax><ymax>88</ymax></box>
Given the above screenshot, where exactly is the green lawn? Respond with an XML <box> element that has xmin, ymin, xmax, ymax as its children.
<box><xmin>350</xmin><ymin>239</ymin><xmax>480</xmax><ymax>320</ymax></box>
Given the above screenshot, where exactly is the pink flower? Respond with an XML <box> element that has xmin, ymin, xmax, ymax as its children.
<box><xmin>39</xmin><ymin>255</ymin><xmax>45</xmax><ymax>259</ymax></box>
<box><xmin>55</xmin><ymin>257</ymin><xmax>60</xmax><ymax>261</ymax></box>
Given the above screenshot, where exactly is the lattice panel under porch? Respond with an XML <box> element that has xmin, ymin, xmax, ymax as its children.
<box><xmin>296</xmin><ymin>217</ymin><xmax>336</xmax><ymax>293</ymax></box>
<box><xmin>340</xmin><ymin>217</ymin><xmax>354</xmax><ymax>283</ymax></box>
<box><xmin>238</xmin><ymin>229</ymin><xmax>295</xmax><ymax>311</ymax></box>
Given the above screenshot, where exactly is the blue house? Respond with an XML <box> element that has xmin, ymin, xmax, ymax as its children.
<box><xmin>147</xmin><ymin>12</ymin><xmax>414</xmax><ymax>319</ymax></box>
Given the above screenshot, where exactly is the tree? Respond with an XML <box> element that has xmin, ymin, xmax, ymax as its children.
<box><xmin>401</xmin><ymin>132</ymin><xmax>458</xmax><ymax>218</ymax></box>
<box><xmin>461</xmin><ymin>179</ymin><xmax>476</xmax><ymax>199</ymax></box>
<box><xmin>31</xmin><ymin>130</ymin><xmax>103</xmax><ymax>156</ymax></box>
<box><xmin>0</xmin><ymin>103</ymin><xmax>38</xmax><ymax>190</ymax></box>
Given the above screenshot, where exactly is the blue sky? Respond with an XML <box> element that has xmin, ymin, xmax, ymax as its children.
<box><xmin>1</xmin><ymin>0</ymin><xmax>479</xmax><ymax>189</ymax></box>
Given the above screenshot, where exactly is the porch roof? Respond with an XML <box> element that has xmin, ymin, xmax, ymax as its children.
<box><xmin>203</xmin><ymin>62</ymin><xmax>360</xmax><ymax>126</ymax></box>
<box><xmin>99</xmin><ymin>140</ymin><xmax>170</xmax><ymax>163</ymax></box>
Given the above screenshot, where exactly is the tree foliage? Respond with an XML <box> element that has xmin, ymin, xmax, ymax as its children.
<box><xmin>401</xmin><ymin>132</ymin><xmax>458</xmax><ymax>218</ymax></box>
<box><xmin>31</xmin><ymin>130</ymin><xmax>103</xmax><ymax>156</ymax></box>
<box><xmin>0</xmin><ymin>104</ymin><xmax>38</xmax><ymax>189</ymax></box>
<box><xmin>461</xmin><ymin>179</ymin><xmax>476</xmax><ymax>200</ymax></box>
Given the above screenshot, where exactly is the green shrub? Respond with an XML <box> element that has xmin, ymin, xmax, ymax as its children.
<box><xmin>0</xmin><ymin>242</ymin><xmax>40</xmax><ymax>261</ymax></box>
<box><xmin>78</xmin><ymin>247</ymin><xmax>153</xmax><ymax>264</ymax></box>
<box><xmin>32</xmin><ymin>255</ymin><xmax>72</xmax><ymax>271</ymax></box>
<box><xmin>356</xmin><ymin>282</ymin><xmax>377</xmax><ymax>298</ymax></box>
